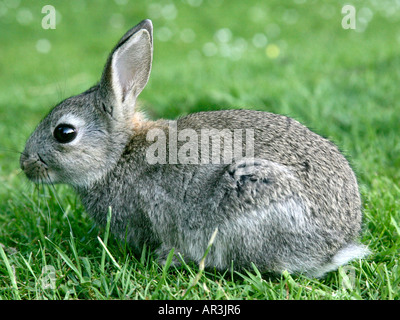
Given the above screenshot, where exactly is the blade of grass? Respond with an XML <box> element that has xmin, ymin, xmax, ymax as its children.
<box><xmin>69</xmin><ymin>231</ymin><xmax>83</xmax><ymax>282</ymax></box>
<box><xmin>153</xmin><ymin>247</ymin><xmax>175</xmax><ymax>298</ymax></box>
<box><xmin>45</xmin><ymin>236</ymin><xmax>82</xmax><ymax>282</ymax></box>
<box><xmin>0</xmin><ymin>245</ymin><xmax>21</xmax><ymax>299</ymax></box>
<box><xmin>97</xmin><ymin>236</ymin><xmax>121</xmax><ymax>271</ymax></box>
<box><xmin>183</xmin><ymin>228</ymin><xmax>218</xmax><ymax>299</ymax></box>
<box><xmin>100</xmin><ymin>206</ymin><xmax>113</xmax><ymax>273</ymax></box>
<box><xmin>19</xmin><ymin>252</ymin><xmax>37</xmax><ymax>282</ymax></box>
<box><xmin>390</xmin><ymin>215</ymin><xmax>400</xmax><ymax>237</ymax></box>
<box><xmin>140</xmin><ymin>243</ymin><xmax>147</xmax><ymax>266</ymax></box>
<box><xmin>384</xmin><ymin>264</ymin><xmax>393</xmax><ymax>300</ymax></box>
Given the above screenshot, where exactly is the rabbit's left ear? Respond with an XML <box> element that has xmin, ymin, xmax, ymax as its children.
<box><xmin>99</xmin><ymin>19</ymin><xmax>153</xmax><ymax>119</ymax></box>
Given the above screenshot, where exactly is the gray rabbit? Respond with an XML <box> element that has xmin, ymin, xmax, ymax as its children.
<box><xmin>20</xmin><ymin>19</ymin><xmax>369</xmax><ymax>277</ymax></box>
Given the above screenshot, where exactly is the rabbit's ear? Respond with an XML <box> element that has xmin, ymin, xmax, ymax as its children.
<box><xmin>100</xmin><ymin>19</ymin><xmax>153</xmax><ymax>119</ymax></box>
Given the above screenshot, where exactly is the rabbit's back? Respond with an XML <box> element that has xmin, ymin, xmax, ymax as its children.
<box><xmin>177</xmin><ymin>109</ymin><xmax>361</xmax><ymax>232</ymax></box>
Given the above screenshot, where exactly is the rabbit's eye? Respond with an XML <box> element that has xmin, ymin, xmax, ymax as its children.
<box><xmin>53</xmin><ymin>124</ymin><xmax>78</xmax><ymax>143</ymax></box>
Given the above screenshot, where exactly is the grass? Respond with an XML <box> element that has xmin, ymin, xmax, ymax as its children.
<box><xmin>0</xmin><ymin>0</ymin><xmax>399</xmax><ymax>300</ymax></box>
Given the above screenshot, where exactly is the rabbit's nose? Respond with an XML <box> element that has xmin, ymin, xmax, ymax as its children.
<box><xmin>20</xmin><ymin>153</ymin><xmax>47</xmax><ymax>171</ymax></box>
<box><xmin>20</xmin><ymin>153</ymin><xmax>28</xmax><ymax>170</ymax></box>
<box><xmin>20</xmin><ymin>157</ymin><xmax>34</xmax><ymax>172</ymax></box>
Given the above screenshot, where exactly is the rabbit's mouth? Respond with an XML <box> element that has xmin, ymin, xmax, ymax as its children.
<box><xmin>20</xmin><ymin>153</ymin><xmax>54</xmax><ymax>184</ymax></box>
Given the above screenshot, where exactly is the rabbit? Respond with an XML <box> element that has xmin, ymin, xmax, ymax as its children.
<box><xmin>20</xmin><ymin>19</ymin><xmax>369</xmax><ymax>278</ymax></box>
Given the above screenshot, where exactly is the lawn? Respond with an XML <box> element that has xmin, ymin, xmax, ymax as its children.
<box><xmin>0</xmin><ymin>0</ymin><xmax>399</xmax><ymax>300</ymax></box>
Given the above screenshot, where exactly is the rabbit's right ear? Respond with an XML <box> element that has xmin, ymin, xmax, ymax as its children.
<box><xmin>99</xmin><ymin>19</ymin><xmax>153</xmax><ymax>121</ymax></box>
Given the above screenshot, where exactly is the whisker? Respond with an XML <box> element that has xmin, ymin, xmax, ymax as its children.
<box><xmin>16</xmin><ymin>169</ymin><xmax>26</xmax><ymax>178</ymax></box>
<box><xmin>14</xmin><ymin>170</ymin><xmax>33</xmax><ymax>197</ymax></box>
<box><xmin>19</xmin><ymin>175</ymin><xmax>32</xmax><ymax>195</ymax></box>
<box><xmin>0</xmin><ymin>147</ymin><xmax>26</xmax><ymax>156</ymax></box>
<box><xmin>36</xmin><ymin>176</ymin><xmax>41</xmax><ymax>210</ymax></box>
<box><xmin>45</xmin><ymin>171</ymin><xmax>73</xmax><ymax>235</ymax></box>
<box><xmin>39</xmin><ymin>176</ymin><xmax>52</xmax><ymax>233</ymax></box>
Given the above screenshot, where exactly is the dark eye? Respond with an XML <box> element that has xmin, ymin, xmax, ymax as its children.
<box><xmin>53</xmin><ymin>124</ymin><xmax>78</xmax><ymax>143</ymax></box>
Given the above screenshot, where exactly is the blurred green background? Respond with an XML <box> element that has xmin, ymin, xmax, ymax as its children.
<box><xmin>0</xmin><ymin>0</ymin><xmax>399</xmax><ymax>299</ymax></box>
<box><xmin>1</xmin><ymin>0</ymin><xmax>400</xmax><ymax>181</ymax></box>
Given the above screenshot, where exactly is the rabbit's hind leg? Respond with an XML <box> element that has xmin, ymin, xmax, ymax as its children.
<box><xmin>198</xmin><ymin>158</ymin><xmax>311</xmax><ymax>271</ymax></box>
<box><xmin>222</xmin><ymin>158</ymin><xmax>304</xmax><ymax>209</ymax></box>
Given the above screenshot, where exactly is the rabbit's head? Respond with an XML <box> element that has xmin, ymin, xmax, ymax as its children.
<box><xmin>20</xmin><ymin>19</ymin><xmax>153</xmax><ymax>188</ymax></box>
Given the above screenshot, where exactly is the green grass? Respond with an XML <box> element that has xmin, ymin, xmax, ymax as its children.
<box><xmin>0</xmin><ymin>0</ymin><xmax>399</xmax><ymax>300</ymax></box>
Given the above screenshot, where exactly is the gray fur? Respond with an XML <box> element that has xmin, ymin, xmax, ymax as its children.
<box><xmin>20</xmin><ymin>19</ymin><xmax>369</xmax><ymax>277</ymax></box>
